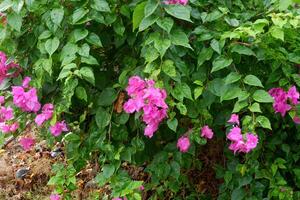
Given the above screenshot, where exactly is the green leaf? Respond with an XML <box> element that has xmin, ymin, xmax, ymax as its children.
<box><xmin>170</xmin><ymin>29</ymin><xmax>192</xmax><ymax>49</ymax></box>
<box><xmin>176</xmin><ymin>102</ymin><xmax>187</xmax><ymax>115</ymax></box>
<box><xmin>86</xmin><ymin>33</ymin><xmax>102</xmax><ymax>47</ymax></box>
<box><xmin>221</xmin><ymin>87</ymin><xmax>242</xmax><ymax>101</ymax></box>
<box><xmin>81</xmin><ymin>55</ymin><xmax>99</xmax><ymax>65</ymax></box>
<box><xmin>181</xmin><ymin>83</ymin><xmax>193</xmax><ymax>100</ymax></box>
<box><xmin>0</xmin><ymin>0</ymin><xmax>13</xmax><ymax>12</ymax></box>
<box><xmin>244</xmin><ymin>75</ymin><xmax>264</xmax><ymax>87</ymax></box>
<box><xmin>233</xmin><ymin>100</ymin><xmax>248</xmax><ymax>113</ymax></box>
<box><xmin>197</xmin><ymin>47</ymin><xmax>213</xmax><ymax>67</ymax></box>
<box><xmin>252</xmin><ymin>90</ymin><xmax>274</xmax><ymax>103</ymax></box>
<box><xmin>256</xmin><ymin>115</ymin><xmax>272</xmax><ymax>130</ymax></box>
<box><xmin>167</xmin><ymin>118</ymin><xmax>178</xmax><ymax>132</ymax></box>
<box><xmin>224</xmin><ymin>72</ymin><xmax>242</xmax><ymax>85</ymax></box>
<box><xmin>156</xmin><ymin>17</ymin><xmax>174</xmax><ymax>33</ymax></box>
<box><xmin>7</xmin><ymin>12</ymin><xmax>22</xmax><ymax>32</ymax></box>
<box><xmin>39</xmin><ymin>30</ymin><xmax>52</xmax><ymax>40</ymax></box>
<box><xmin>270</xmin><ymin>26</ymin><xmax>284</xmax><ymax>41</ymax></box>
<box><xmin>249</xmin><ymin>103</ymin><xmax>262</xmax><ymax>113</ymax></box>
<box><xmin>102</xmin><ymin>164</ymin><xmax>115</xmax><ymax>179</ymax></box>
<box><xmin>279</xmin><ymin>0</ymin><xmax>293</xmax><ymax>10</ymax></box>
<box><xmin>51</xmin><ymin>8</ymin><xmax>64</xmax><ymax>26</ymax></box>
<box><xmin>45</xmin><ymin>37</ymin><xmax>60</xmax><ymax>56</ymax></box>
<box><xmin>211</xmin><ymin>56</ymin><xmax>233</xmax><ymax>73</ymax></box>
<box><xmin>154</xmin><ymin>37</ymin><xmax>171</xmax><ymax>57</ymax></box>
<box><xmin>57</xmin><ymin>63</ymin><xmax>76</xmax><ymax>80</ymax></box>
<box><xmin>132</xmin><ymin>2</ymin><xmax>146</xmax><ymax>31</ymax></box>
<box><xmin>164</xmin><ymin>5</ymin><xmax>192</xmax><ymax>22</ymax></box>
<box><xmin>170</xmin><ymin>161</ymin><xmax>180</xmax><ymax>180</ymax></box>
<box><xmin>78</xmin><ymin>43</ymin><xmax>90</xmax><ymax>57</ymax></box>
<box><xmin>139</xmin><ymin>15</ymin><xmax>158</xmax><ymax>31</ymax></box>
<box><xmin>210</xmin><ymin>39</ymin><xmax>221</xmax><ymax>54</ymax></box>
<box><xmin>79</xmin><ymin>67</ymin><xmax>95</xmax><ymax>85</ymax></box>
<box><xmin>231</xmin><ymin>45</ymin><xmax>255</xmax><ymax>56</ymax></box>
<box><xmin>72</xmin><ymin>29</ymin><xmax>89</xmax><ymax>43</ymax></box>
<box><xmin>194</xmin><ymin>87</ymin><xmax>203</xmax><ymax>99</ymax></box>
<box><xmin>72</xmin><ymin>8</ymin><xmax>88</xmax><ymax>24</ymax></box>
<box><xmin>162</xmin><ymin>60</ymin><xmax>176</xmax><ymax>77</ymax></box>
<box><xmin>92</xmin><ymin>0</ymin><xmax>111</xmax><ymax>12</ymax></box>
<box><xmin>75</xmin><ymin>86</ymin><xmax>87</xmax><ymax>102</ymax></box>
<box><xmin>231</xmin><ymin>188</ymin><xmax>245</xmax><ymax>200</ymax></box>
<box><xmin>95</xmin><ymin>107</ymin><xmax>110</xmax><ymax>129</ymax></box>
<box><xmin>144</xmin><ymin>0</ymin><xmax>158</xmax><ymax>18</ymax></box>
<box><xmin>97</xmin><ymin>88</ymin><xmax>117</xmax><ymax>106</ymax></box>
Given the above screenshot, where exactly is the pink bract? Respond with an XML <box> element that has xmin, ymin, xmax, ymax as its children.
<box><xmin>164</xmin><ymin>0</ymin><xmax>188</xmax><ymax>5</ymax></box>
<box><xmin>35</xmin><ymin>103</ymin><xmax>54</xmax><ymax>126</ymax></box>
<box><xmin>227</xmin><ymin>114</ymin><xmax>239</xmax><ymax>125</ymax></box>
<box><xmin>19</xmin><ymin>137</ymin><xmax>35</xmax><ymax>151</ymax></box>
<box><xmin>22</xmin><ymin>76</ymin><xmax>31</xmax><ymax>88</ymax></box>
<box><xmin>177</xmin><ymin>136</ymin><xmax>190</xmax><ymax>153</ymax></box>
<box><xmin>50</xmin><ymin>194</ymin><xmax>61</xmax><ymax>200</ymax></box>
<box><xmin>287</xmin><ymin>86</ymin><xmax>299</xmax><ymax>105</ymax></box>
<box><xmin>123</xmin><ymin>76</ymin><xmax>168</xmax><ymax>138</ymax></box>
<box><xmin>201</xmin><ymin>125</ymin><xmax>214</xmax><ymax>139</ymax></box>
<box><xmin>50</xmin><ymin>121</ymin><xmax>68</xmax><ymax>137</ymax></box>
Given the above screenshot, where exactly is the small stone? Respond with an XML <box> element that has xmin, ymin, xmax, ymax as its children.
<box><xmin>16</xmin><ymin>168</ymin><xmax>30</xmax><ymax>179</ymax></box>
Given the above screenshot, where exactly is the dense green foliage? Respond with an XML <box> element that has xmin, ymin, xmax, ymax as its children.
<box><xmin>1</xmin><ymin>0</ymin><xmax>300</xmax><ymax>199</ymax></box>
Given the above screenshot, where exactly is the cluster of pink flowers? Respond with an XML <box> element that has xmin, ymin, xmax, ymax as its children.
<box><xmin>164</xmin><ymin>0</ymin><xmax>188</xmax><ymax>5</ymax></box>
<box><xmin>269</xmin><ymin>86</ymin><xmax>299</xmax><ymax>120</ymax></box>
<box><xmin>201</xmin><ymin>125</ymin><xmax>214</xmax><ymax>139</ymax></box>
<box><xmin>0</xmin><ymin>95</ymin><xmax>19</xmax><ymax>133</ymax></box>
<box><xmin>123</xmin><ymin>76</ymin><xmax>168</xmax><ymax>138</ymax></box>
<box><xmin>226</xmin><ymin>114</ymin><xmax>258</xmax><ymax>154</ymax></box>
<box><xmin>0</xmin><ymin>51</ymin><xmax>21</xmax><ymax>83</ymax></box>
<box><xmin>35</xmin><ymin>103</ymin><xmax>54</xmax><ymax>126</ymax></box>
<box><xmin>0</xmin><ymin>51</ymin><xmax>69</xmax><ymax>152</ymax></box>
<box><xmin>50</xmin><ymin>121</ymin><xmax>68</xmax><ymax>137</ymax></box>
<box><xmin>112</xmin><ymin>197</ymin><xmax>127</xmax><ymax>200</ymax></box>
<box><xmin>177</xmin><ymin>125</ymin><xmax>214</xmax><ymax>153</ymax></box>
<box><xmin>12</xmin><ymin>83</ymin><xmax>41</xmax><ymax>113</ymax></box>
<box><xmin>177</xmin><ymin>136</ymin><xmax>190</xmax><ymax>152</ymax></box>
<box><xmin>50</xmin><ymin>194</ymin><xmax>60</xmax><ymax>200</ymax></box>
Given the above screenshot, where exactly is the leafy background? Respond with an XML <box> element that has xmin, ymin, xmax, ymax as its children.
<box><xmin>1</xmin><ymin>0</ymin><xmax>300</xmax><ymax>199</ymax></box>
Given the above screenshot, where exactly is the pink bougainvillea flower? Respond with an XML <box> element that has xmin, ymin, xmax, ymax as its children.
<box><xmin>227</xmin><ymin>127</ymin><xmax>242</xmax><ymax>142</ymax></box>
<box><xmin>177</xmin><ymin>136</ymin><xmax>190</xmax><ymax>153</ymax></box>
<box><xmin>269</xmin><ymin>87</ymin><xmax>290</xmax><ymax>117</ymax></box>
<box><xmin>0</xmin><ymin>96</ymin><xmax>4</xmax><ymax>104</ymax></box>
<box><xmin>35</xmin><ymin>103</ymin><xmax>54</xmax><ymax>126</ymax></box>
<box><xmin>50</xmin><ymin>194</ymin><xmax>61</xmax><ymax>200</ymax></box>
<box><xmin>0</xmin><ymin>106</ymin><xmax>14</xmax><ymax>122</ymax></box>
<box><xmin>126</xmin><ymin>76</ymin><xmax>146</xmax><ymax>96</ymax></box>
<box><xmin>164</xmin><ymin>0</ymin><xmax>188</xmax><ymax>5</ymax></box>
<box><xmin>123</xmin><ymin>76</ymin><xmax>168</xmax><ymax>138</ymax></box>
<box><xmin>287</xmin><ymin>85</ymin><xmax>299</xmax><ymax>105</ymax></box>
<box><xmin>19</xmin><ymin>137</ymin><xmax>35</xmax><ymax>151</ymax></box>
<box><xmin>227</xmin><ymin>114</ymin><xmax>239</xmax><ymax>125</ymax></box>
<box><xmin>139</xmin><ymin>185</ymin><xmax>145</xmax><ymax>191</ymax></box>
<box><xmin>0</xmin><ymin>51</ymin><xmax>21</xmax><ymax>83</ymax></box>
<box><xmin>123</xmin><ymin>98</ymin><xmax>144</xmax><ymax>113</ymax></box>
<box><xmin>22</xmin><ymin>76</ymin><xmax>31</xmax><ymax>88</ymax></box>
<box><xmin>50</xmin><ymin>121</ymin><xmax>68</xmax><ymax>137</ymax></box>
<box><xmin>293</xmin><ymin>116</ymin><xmax>300</xmax><ymax>124</ymax></box>
<box><xmin>201</xmin><ymin>125</ymin><xmax>214</xmax><ymax>139</ymax></box>
<box><xmin>244</xmin><ymin>133</ymin><xmax>258</xmax><ymax>153</ymax></box>
<box><xmin>12</xmin><ymin>86</ymin><xmax>41</xmax><ymax>112</ymax></box>
<box><xmin>0</xmin><ymin>122</ymin><xmax>19</xmax><ymax>133</ymax></box>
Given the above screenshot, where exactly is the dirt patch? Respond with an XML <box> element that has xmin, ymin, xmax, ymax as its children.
<box><xmin>188</xmin><ymin>138</ymin><xmax>225</xmax><ymax>199</ymax></box>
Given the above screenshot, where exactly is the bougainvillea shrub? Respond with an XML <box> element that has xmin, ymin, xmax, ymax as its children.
<box><xmin>1</xmin><ymin>0</ymin><xmax>300</xmax><ymax>199</ymax></box>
